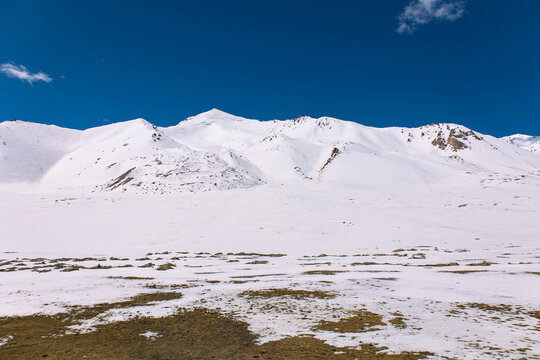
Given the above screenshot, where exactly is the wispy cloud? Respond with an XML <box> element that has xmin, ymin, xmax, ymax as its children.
<box><xmin>0</xmin><ymin>63</ymin><xmax>53</xmax><ymax>84</ymax></box>
<box><xmin>397</xmin><ymin>0</ymin><xmax>466</xmax><ymax>34</ymax></box>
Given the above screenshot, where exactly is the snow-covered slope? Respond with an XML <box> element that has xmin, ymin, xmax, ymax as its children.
<box><xmin>502</xmin><ymin>134</ymin><xmax>540</xmax><ymax>154</ymax></box>
<box><xmin>37</xmin><ymin>118</ymin><xmax>262</xmax><ymax>193</ymax></box>
<box><xmin>0</xmin><ymin>120</ymin><xmax>81</xmax><ymax>182</ymax></box>
<box><xmin>1</xmin><ymin>109</ymin><xmax>539</xmax><ymax>193</ymax></box>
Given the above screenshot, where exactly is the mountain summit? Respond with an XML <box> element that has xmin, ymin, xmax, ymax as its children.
<box><xmin>180</xmin><ymin>108</ymin><xmax>253</xmax><ymax>124</ymax></box>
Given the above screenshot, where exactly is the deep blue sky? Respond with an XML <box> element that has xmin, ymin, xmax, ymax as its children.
<box><xmin>1</xmin><ymin>0</ymin><xmax>539</xmax><ymax>136</ymax></box>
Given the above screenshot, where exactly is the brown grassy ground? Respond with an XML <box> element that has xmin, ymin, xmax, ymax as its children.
<box><xmin>0</xmin><ymin>292</ymin><xmax>431</xmax><ymax>360</ymax></box>
<box><xmin>240</xmin><ymin>288</ymin><xmax>336</xmax><ymax>300</ymax></box>
<box><xmin>313</xmin><ymin>309</ymin><xmax>386</xmax><ymax>333</ymax></box>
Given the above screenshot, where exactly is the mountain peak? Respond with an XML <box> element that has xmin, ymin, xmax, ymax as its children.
<box><xmin>196</xmin><ymin>108</ymin><xmax>239</xmax><ymax>120</ymax></box>
<box><xmin>179</xmin><ymin>108</ymin><xmax>254</xmax><ymax>125</ymax></box>
<box><xmin>203</xmin><ymin>108</ymin><xmax>233</xmax><ymax>116</ymax></box>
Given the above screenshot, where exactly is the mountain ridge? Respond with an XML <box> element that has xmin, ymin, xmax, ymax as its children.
<box><xmin>1</xmin><ymin>110</ymin><xmax>539</xmax><ymax>193</ymax></box>
<box><xmin>502</xmin><ymin>134</ymin><xmax>540</xmax><ymax>154</ymax></box>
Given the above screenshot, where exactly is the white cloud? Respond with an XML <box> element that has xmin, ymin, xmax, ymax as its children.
<box><xmin>0</xmin><ymin>63</ymin><xmax>53</xmax><ymax>84</ymax></box>
<box><xmin>397</xmin><ymin>0</ymin><xmax>466</xmax><ymax>34</ymax></box>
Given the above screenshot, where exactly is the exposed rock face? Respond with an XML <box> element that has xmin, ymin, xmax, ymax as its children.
<box><xmin>318</xmin><ymin>147</ymin><xmax>341</xmax><ymax>177</ymax></box>
<box><xmin>430</xmin><ymin>126</ymin><xmax>482</xmax><ymax>152</ymax></box>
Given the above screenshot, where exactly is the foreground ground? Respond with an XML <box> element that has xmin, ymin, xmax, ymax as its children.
<box><xmin>0</xmin><ymin>180</ymin><xmax>539</xmax><ymax>359</ymax></box>
<box><xmin>0</xmin><ymin>301</ymin><xmax>431</xmax><ymax>360</ymax></box>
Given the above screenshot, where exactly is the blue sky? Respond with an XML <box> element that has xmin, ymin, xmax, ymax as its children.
<box><xmin>1</xmin><ymin>0</ymin><xmax>539</xmax><ymax>136</ymax></box>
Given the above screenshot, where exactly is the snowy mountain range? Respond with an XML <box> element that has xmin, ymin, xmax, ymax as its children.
<box><xmin>1</xmin><ymin>109</ymin><xmax>539</xmax><ymax>194</ymax></box>
<box><xmin>502</xmin><ymin>134</ymin><xmax>540</xmax><ymax>154</ymax></box>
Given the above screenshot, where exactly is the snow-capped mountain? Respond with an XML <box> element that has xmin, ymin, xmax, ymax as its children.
<box><xmin>502</xmin><ymin>134</ymin><xmax>540</xmax><ymax>154</ymax></box>
<box><xmin>2</xmin><ymin>110</ymin><xmax>540</xmax><ymax>360</ymax></box>
<box><xmin>1</xmin><ymin>109</ymin><xmax>539</xmax><ymax>193</ymax></box>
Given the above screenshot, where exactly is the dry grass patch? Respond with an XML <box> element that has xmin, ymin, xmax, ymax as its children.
<box><xmin>303</xmin><ymin>270</ymin><xmax>347</xmax><ymax>275</ymax></box>
<box><xmin>65</xmin><ymin>292</ymin><xmax>184</xmax><ymax>321</ymax></box>
<box><xmin>389</xmin><ymin>312</ymin><xmax>408</xmax><ymax>329</ymax></box>
<box><xmin>419</xmin><ymin>262</ymin><xmax>459</xmax><ymax>267</ymax></box>
<box><xmin>439</xmin><ymin>270</ymin><xmax>489</xmax><ymax>274</ymax></box>
<box><xmin>240</xmin><ymin>288</ymin><xmax>336</xmax><ymax>300</ymax></box>
<box><xmin>300</xmin><ymin>262</ymin><xmax>332</xmax><ymax>266</ymax></box>
<box><xmin>246</xmin><ymin>260</ymin><xmax>269</xmax><ymax>265</ymax></box>
<box><xmin>145</xmin><ymin>283</ymin><xmax>193</xmax><ymax>290</ymax></box>
<box><xmin>156</xmin><ymin>263</ymin><xmax>175</xmax><ymax>271</ymax></box>
<box><xmin>313</xmin><ymin>309</ymin><xmax>386</xmax><ymax>333</ymax></box>
<box><xmin>351</xmin><ymin>262</ymin><xmax>393</xmax><ymax>266</ymax></box>
<box><xmin>456</xmin><ymin>303</ymin><xmax>513</xmax><ymax>313</ymax></box>
<box><xmin>228</xmin><ymin>280</ymin><xmax>260</xmax><ymax>284</ymax></box>
<box><xmin>231</xmin><ymin>273</ymin><xmax>287</xmax><ymax>279</ymax></box>
<box><xmin>528</xmin><ymin>311</ymin><xmax>540</xmax><ymax>320</ymax></box>
<box><xmin>0</xmin><ymin>308</ymin><xmax>252</xmax><ymax>360</ymax></box>
<box><xmin>466</xmin><ymin>261</ymin><xmax>496</xmax><ymax>266</ymax></box>
<box><xmin>252</xmin><ymin>336</ymin><xmax>431</xmax><ymax>360</ymax></box>
<box><xmin>226</xmin><ymin>252</ymin><xmax>286</xmax><ymax>257</ymax></box>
